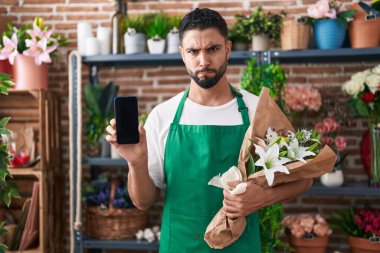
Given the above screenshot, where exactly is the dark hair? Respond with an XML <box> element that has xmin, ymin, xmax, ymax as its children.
<box><xmin>179</xmin><ymin>8</ymin><xmax>228</xmax><ymax>43</ymax></box>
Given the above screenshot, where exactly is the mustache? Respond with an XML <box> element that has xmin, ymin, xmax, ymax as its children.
<box><xmin>195</xmin><ymin>68</ymin><xmax>217</xmax><ymax>75</ymax></box>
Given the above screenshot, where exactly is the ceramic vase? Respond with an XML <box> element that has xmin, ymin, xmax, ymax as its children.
<box><xmin>314</xmin><ymin>19</ymin><xmax>346</xmax><ymax>49</ymax></box>
<box><xmin>12</xmin><ymin>55</ymin><xmax>48</xmax><ymax>90</ymax></box>
<box><xmin>251</xmin><ymin>34</ymin><xmax>269</xmax><ymax>51</ymax></box>
<box><xmin>147</xmin><ymin>38</ymin><xmax>166</xmax><ymax>54</ymax></box>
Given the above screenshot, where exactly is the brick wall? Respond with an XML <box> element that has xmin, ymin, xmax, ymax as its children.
<box><xmin>1</xmin><ymin>0</ymin><xmax>379</xmax><ymax>252</ymax></box>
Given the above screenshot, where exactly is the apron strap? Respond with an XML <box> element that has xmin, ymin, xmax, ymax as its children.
<box><xmin>172</xmin><ymin>85</ymin><xmax>250</xmax><ymax>126</ymax></box>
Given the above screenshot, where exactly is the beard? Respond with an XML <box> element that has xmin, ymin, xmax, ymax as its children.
<box><xmin>187</xmin><ymin>60</ymin><xmax>228</xmax><ymax>89</ymax></box>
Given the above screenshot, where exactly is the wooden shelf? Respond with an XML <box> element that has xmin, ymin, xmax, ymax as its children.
<box><xmin>6</xmin><ymin>248</ymin><xmax>42</xmax><ymax>253</ymax></box>
<box><xmin>8</xmin><ymin>168</ymin><xmax>42</xmax><ymax>178</ymax></box>
<box><xmin>83</xmin><ymin>238</ymin><xmax>159</xmax><ymax>250</ymax></box>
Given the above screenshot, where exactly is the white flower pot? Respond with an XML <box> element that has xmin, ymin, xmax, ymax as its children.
<box><xmin>320</xmin><ymin>170</ymin><xmax>344</xmax><ymax>187</ymax></box>
<box><xmin>167</xmin><ymin>29</ymin><xmax>180</xmax><ymax>54</ymax></box>
<box><xmin>252</xmin><ymin>34</ymin><xmax>269</xmax><ymax>51</ymax></box>
<box><xmin>147</xmin><ymin>38</ymin><xmax>166</xmax><ymax>54</ymax></box>
<box><xmin>124</xmin><ymin>31</ymin><xmax>146</xmax><ymax>54</ymax></box>
<box><xmin>232</xmin><ymin>41</ymin><xmax>248</xmax><ymax>51</ymax></box>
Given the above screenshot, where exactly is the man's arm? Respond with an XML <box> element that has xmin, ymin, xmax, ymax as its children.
<box><xmin>222</xmin><ymin>179</ymin><xmax>313</xmax><ymax>218</ymax></box>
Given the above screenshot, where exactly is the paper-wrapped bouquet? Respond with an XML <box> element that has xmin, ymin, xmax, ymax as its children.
<box><xmin>204</xmin><ymin>88</ymin><xmax>337</xmax><ymax>249</ymax></box>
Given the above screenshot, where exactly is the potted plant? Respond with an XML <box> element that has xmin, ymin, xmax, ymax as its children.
<box><xmin>314</xmin><ymin>117</ymin><xmax>348</xmax><ymax>187</ymax></box>
<box><xmin>331</xmin><ymin>207</ymin><xmax>380</xmax><ymax>253</ymax></box>
<box><xmin>144</xmin><ymin>13</ymin><xmax>170</xmax><ymax>54</ymax></box>
<box><xmin>0</xmin><ymin>74</ymin><xmax>20</xmax><ymax>252</ymax></box>
<box><xmin>282</xmin><ymin>214</ymin><xmax>332</xmax><ymax>253</ymax></box>
<box><xmin>84</xmin><ymin>81</ymin><xmax>119</xmax><ymax>157</ymax></box>
<box><xmin>123</xmin><ymin>16</ymin><xmax>146</xmax><ymax>54</ymax></box>
<box><xmin>229</xmin><ymin>15</ymin><xmax>251</xmax><ymax>51</ymax></box>
<box><xmin>342</xmin><ymin>65</ymin><xmax>380</xmax><ymax>187</ymax></box>
<box><xmin>0</xmin><ymin>17</ymin><xmax>68</xmax><ymax>89</ymax></box>
<box><xmin>301</xmin><ymin>0</ymin><xmax>356</xmax><ymax>49</ymax></box>
<box><xmin>246</xmin><ymin>7</ymin><xmax>284</xmax><ymax>51</ymax></box>
<box><xmin>166</xmin><ymin>15</ymin><xmax>181</xmax><ymax>54</ymax></box>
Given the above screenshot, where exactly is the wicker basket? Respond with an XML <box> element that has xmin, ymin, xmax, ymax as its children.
<box><xmin>85</xmin><ymin>180</ymin><xmax>148</xmax><ymax>240</ymax></box>
<box><xmin>281</xmin><ymin>20</ymin><xmax>311</xmax><ymax>50</ymax></box>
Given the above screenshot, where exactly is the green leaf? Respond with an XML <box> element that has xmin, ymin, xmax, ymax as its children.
<box><xmin>0</xmin><ymin>128</ymin><xmax>11</xmax><ymax>135</ymax></box>
<box><xmin>0</xmin><ymin>117</ymin><xmax>10</xmax><ymax>128</ymax></box>
<box><xmin>246</xmin><ymin>150</ymin><xmax>256</xmax><ymax>176</ymax></box>
<box><xmin>355</xmin><ymin>100</ymin><xmax>370</xmax><ymax>117</ymax></box>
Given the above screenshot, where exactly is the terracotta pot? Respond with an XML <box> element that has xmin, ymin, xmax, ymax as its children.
<box><xmin>12</xmin><ymin>54</ymin><xmax>48</xmax><ymax>90</ymax></box>
<box><xmin>0</xmin><ymin>60</ymin><xmax>12</xmax><ymax>75</ymax></box>
<box><xmin>348</xmin><ymin>236</ymin><xmax>380</xmax><ymax>253</ymax></box>
<box><xmin>349</xmin><ymin>3</ymin><xmax>380</xmax><ymax>48</ymax></box>
<box><xmin>289</xmin><ymin>235</ymin><xmax>329</xmax><ymax>253</ymax></box>
<box><xmin>252</xmin><ymin>34</ymin><xmax>269</xmax><ymax>51</ymax></box>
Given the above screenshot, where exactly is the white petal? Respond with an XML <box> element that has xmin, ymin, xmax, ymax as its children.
<box><xmin>264</xmin><ymin>169</ymin><xmax>275</xmax><ymax>186</ymax></box>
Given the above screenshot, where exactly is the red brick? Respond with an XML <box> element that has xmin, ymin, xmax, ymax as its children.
<box><xmin>56</xmin><ymin>6</ymin><xmax>99</xmax><ymax>12</ymax></box>
<box><xmin>0</xmin><ymin>7</ymin><xmax>7</xmax><ymax>14</ymax></box>
<box><xmin>69</xmin><ymin>0</ymin><xmax>111</xmax><ymax>2</ymax></box>
<box><xmin>301</xmin><ymin>197</ymin><xmax>351</xmax><ymax>205</ymax></box>
<box><xmin>55</xmin><ymin>23</ymin><xmax>77</xmax><ymax>30</ymax></box>
<box><xmin>147</xmin><ymin>70</ymin><xmax>188</xmax><ymax>77</ymax></box>
<box><xmin>148</xmin><ymin>3</ymin><xmax>193</xmax><ymax>10</ymax></box>
<box><xmin>251</xmin><ymin>1</ymin><xmax>297</xmax><ymax>7</ymax></box>
<box><xmin>20</xmin><ymin>15</ymin><xmax>64</xmax><ymax>22</ymax></box>
<box><xmin>158</xmin><ymin>78</ymin><xmax>190</xmax><ymax>85</ymax></box>
<box><xmin>24</xmin><ymin>0</ymin><xmax>64</xmax><ymax>3</ymax></box>
<box><xmin>66</xmin><ymin>15</ymin><xmax>110</xmax><ymax>21</ymax></box>
<box><xmin>11</xmin><ymin>7</ymin><xmax>54</xmax><ymax>12</ymax></box>
<box><xmin>143</xmin><ymin>87</ymin><xmax>185</xmax><ymax>94</ymax></box>
<box><xmin>117</xmin><ymin>80</ymin><xmax>153</xmax><ymax>87</ymax></box>
<box><xmin>0</xmin><ymin>0</ymin><xmax>18</xmax><ymax>4</ymax></box>
<box><xmin>99</xmin><ymin>70</ymin><xmax>144</xmax><ymax>79</ymax></box>
<box><xmin>129</xmin><ymin>3</ymin><xmax>146</xmax><ymax>11</ymax></box>
<box><xmin>198</xmin><ymin>2</ymin><xmax>242</xmax><ymax>8</ymax></box>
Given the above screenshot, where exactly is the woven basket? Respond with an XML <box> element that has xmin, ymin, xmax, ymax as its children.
<box><xmin>85</xmin><ymin>180</ymin><xmax>148</xmax><ymax>240</ymax></box>
<box><xmin>281</xmin><ymin>20</ymin><xmax>311</xmax><ymax>50</ymax></box>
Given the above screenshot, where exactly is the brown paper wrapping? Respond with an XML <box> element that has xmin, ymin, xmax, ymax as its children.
<box><xmin>204</xmin><ymin>88</ymin><xmax>337</xmax><ymax>249</ymax></box>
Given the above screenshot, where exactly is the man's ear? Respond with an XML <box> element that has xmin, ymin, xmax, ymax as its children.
<box><xmin>226</xmin><ymin>40</ymin><xmax>232</xmax><ymax>60</ymax></box>
<box><xmin>179</xmin><ymin>45</ymin><xmax>185</xmax><ymax>64</ymax></box>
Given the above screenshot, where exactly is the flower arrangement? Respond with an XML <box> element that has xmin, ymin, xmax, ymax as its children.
<box><xmin>302</xmin><ymin>0</ymin><xmax>356</xmax><ymax>27</ymax></box>
<box><xmin>0</xmin><ymin>17</ymin><xmax>68</xmax><ymax>65</ymax></box>
<box><xmin>283</xmin><ymin>86</ymin><xmax>322</xmax><ymax>113</ymax></box>
<box><xmin>82</xmin><ymin>176</ymin><xmax>134</xmax><ymax>209</ymax></box>
<box><xmin>314</xmin><ymin>117</ymin><xmax>348</xmax><ymax>169</ymax></box>
<box><xmin>342</xmin><ymin>65</ymin><xmax>380</xmax><ymax>126</ymax></box>
<box><xmin>331</xmin><ymin>207</ymin><xmax>380</xmax><ymax>239</ymax></box>
<box><xmin>282</xmin><ymin>214</ymin><xmax>332</xmax><ymax>239</ymax></box>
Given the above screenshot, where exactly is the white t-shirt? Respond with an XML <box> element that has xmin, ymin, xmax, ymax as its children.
<box><xmin>144</xmin><ymin>89</ymin><xmax>259</xmax><ymax>189</ymax></box>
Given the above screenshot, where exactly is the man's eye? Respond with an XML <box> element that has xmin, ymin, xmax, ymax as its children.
<box><xmin>208</xmin><ymin>47</ymin><xmax>219</xmax><ymax>53</ymax></box>
<box><xmin>187</xmin><ymin>50</ymin><xmax>197</xmax><ymax>54</ymax></box>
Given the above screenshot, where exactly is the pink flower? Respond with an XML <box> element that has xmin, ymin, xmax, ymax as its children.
<box><xmin>315</xmin><ymin>122</ymin><xmax>329</xmax><ymax>135</ymax></box>
<box><xmin>323</xmin><ymin>117</ymin><xmax>340</xmax><ymax>132</ymax></box>
<box><xmin>307</xmin><ymin>0</ymin><xmax>337</xmax><ymax>19</ymax></box>
<box><xmin>291</xmin><ymin>224</ymin><xmax>305</xmax><ymax>238</ymax></box>
<box><xmin>322</xmin><ymin>137</ymin><xmax>334</xmax><ymax>146</ymax></box>
<box><xmin>299</xmin><ymin>215</ymin><xmax>314</xmax><ymax>233</ymax></box>
<box><xmin>313</xmin><ymin>223</ymin><xmax>332</xmax><ymax>237</ymax></box>
<box><xmin>335</xmin><ymin>136</ymin><xmax>346</xmax><ymax>151</ymax></box>
<box><xmin>0</xmin><ymin>34</ymin><xmax>19</xmax><ymax>65</ymax></box>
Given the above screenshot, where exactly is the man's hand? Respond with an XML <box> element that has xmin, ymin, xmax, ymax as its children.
<box><xmin>222</xmin><ymin>179</ymin><xmax>313</xmax><ymax>218</ymax></box>
<box><xmin>105</xmin><ymin>118</ymin><xmax>147</xmax><ymax>167</ymax></box>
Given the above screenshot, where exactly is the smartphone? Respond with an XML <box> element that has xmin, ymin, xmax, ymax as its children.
<box><xmin>114</xmin><ymin>96</ymin><xmax>140</xmax><ymax>144</ymax></box>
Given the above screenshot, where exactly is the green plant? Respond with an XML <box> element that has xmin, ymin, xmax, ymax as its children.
<box><xmin>144</xmin><ymin>13</ymin><xmax>170</xmax><ymax>40</ymax></box>
<box><xmin>246</xmin><ymin>7</ymin><xmax>285</xmax><ymax>46</ymax></box>
<box><xmin>241</xmin><ymin>57</ymin><xmax>286</xmax><ymax>109</ymax></box>
<box><xmin>124</xmin><ymin>16</ymin><xmax>145</xmax><ymax>34</ymax></box>
<box><xmin>0</xmin><ymin>74</ymin><xmax>20</xmax><ymax>252</ymax></box>
<box><xmin>167</xmin><ymin>15</ymin><xmax>182</xmax><ymax>30</ymax></box>
<box><xmin>228</xmin><ymin>15</ymin><xmax>251</xmax><ymax>44</ymax></box>
<box><xmin>84</xmin><ymin>82</ymin><xmax>119</xmax><ymax>145</ymax></box>
<box><xmin>373</xmin><ymin>0</ymin><xmax>380</xmax><ymax>11</ymax></box>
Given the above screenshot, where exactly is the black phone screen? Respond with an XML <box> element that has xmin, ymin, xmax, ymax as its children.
<box><xmin>114</xmin><ymin>96</ymin><xmax>140</xmax><ymax>144</ymax></box>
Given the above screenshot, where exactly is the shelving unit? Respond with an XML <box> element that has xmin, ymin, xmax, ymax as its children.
<box><xmin>69</xmin><ymin>47</ymin><xmax>380</xmax><ymax>253</ymax></box>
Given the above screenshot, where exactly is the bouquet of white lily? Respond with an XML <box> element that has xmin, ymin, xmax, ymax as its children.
<box><xmin>204</xmin><ymin>88</ymin><xmax>337</xmax><ymax>249</ymax></box>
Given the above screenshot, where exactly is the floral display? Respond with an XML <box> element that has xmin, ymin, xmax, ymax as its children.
<box><xmin>283</xmin><ymin>86</ymin><xmax>322</xmax><ymax>113</ymax></box>
<box><xmin>282</xmin><ymin>214</ymin><xmax>332</xmax><ymax>238</ymax></box>
<box><xmin>82</xmin><ymin>176</ymin><xmax>134</xmax><ymax>209</ymax></box>
<box><xmin>342</xmin><ymin>65</ymin><xmax>380</xmax><ymax>126</ymax></box>
<box><xmin>332</xmin><ymin>207</ymin><xmax>380</xmax><ymax>238</ymax></box>
<box><xmin>303</xmin><ymin>0</ymin><xmax>356</xmax><ymax>26</ymax></box>
<box><xmin>0</xmin><ymin>17</ymin><xmax>67</xmax><ymax>65</ymax></box>
<box><xmin>314</xmin><ymin>117</ymin><xmax>348</xmax><ymax>169</ymax></box>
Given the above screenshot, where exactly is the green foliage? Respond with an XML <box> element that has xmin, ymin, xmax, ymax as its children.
<box><xmin>330</xmin><ymin>208</ymin><xmax>362</xmax><ymax>237</ymax></box>
<box><xmin>259</xmin><ymin>204</ymin><xmax>291</xmax><ymax>253</ymax></box>
<box><xmin>229</xmin><ymin>15</ymin><xmax>252</xmax><ymax>44</ymax></box>
<box><xmin>167</xmin><ymin>15</ymin><xmax>182</xmax><ymax>30</ymax></box>
<box><xmin>246</xmin><ymin>7</ymin><xmax>285</xmax><ymax>45</ymax></box>
<box><xmin>144</xmin><ymin>13</ymin><xmax>171</xmax><ymax>39</ymax></box>
<box><xmin>84</xmin><ymin>82</ymin><xmax>119</xmax><ymax>145</ymax></box>
<box><xmin>124</xmin><ymin>16</ymin><xmax>145</xmax><ymax>34</ymax></box>
<box><xmin>241</xmin><ymin>57</ymin><xmax>286</xmax><ymax>109</ymax></box>
<box><xmin>0</xmin><ymin>74</ymin><xmax>19</xmax><ymax>252</ymax></box>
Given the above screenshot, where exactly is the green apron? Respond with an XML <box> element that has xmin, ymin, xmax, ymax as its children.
<box><xmin>160</xmin><ymin>85</ymin><xmax>261</xmax><ymax>253</ymax></box>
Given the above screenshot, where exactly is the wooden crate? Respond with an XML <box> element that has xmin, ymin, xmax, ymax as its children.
<box><xmin>0</xmin><ymin>90</ymin><xmax>63</xmax><ymax>253</ymax></box>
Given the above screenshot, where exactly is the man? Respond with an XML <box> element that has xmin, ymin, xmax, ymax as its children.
<box><xmin>106</xmin><ymin>8</ymin><xmax>312</xmax><ymax>252</ymax></box>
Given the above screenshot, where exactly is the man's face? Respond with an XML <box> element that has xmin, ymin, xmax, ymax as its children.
<box><xmin>179</xmin><ymin>28</ymin><xmax>231</xmax><ymax>89</ymax></box>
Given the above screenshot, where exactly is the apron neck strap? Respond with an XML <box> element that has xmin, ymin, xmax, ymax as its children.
<box><xmin>173</xmin><ymin>84</ymin><xmax>250</xmax><ymax>126</ymax></box>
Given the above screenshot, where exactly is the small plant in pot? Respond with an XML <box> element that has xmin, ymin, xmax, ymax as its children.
<box><xmin>246</xmin><ymin>7</ymin><xmax>285</xmax><ymax>51</ymax></box>
<box><xmin>84</xmin><ymin>81</ymin><xmax>119</xmax><ymax>157</ymax></box>
<box><xmin>145</xmin><ymin>13</ymin><xmax>170</xmax><ymax>54</ymax></box>
<box><xmin>123</xmin><ymin>16</ymin><xmax>146</xmax><ymax>54</ymax></box>
<box><xmin>167</xmin><ymin>15</ymin><xmax>182</xmax><ymax>54</ymax></box>
<box><xmin>229</xmin><ymin>14</ymin><xmax>251</xmax><ymax>51</ymax></box>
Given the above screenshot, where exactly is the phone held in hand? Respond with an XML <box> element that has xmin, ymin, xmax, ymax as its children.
<box><xmin>114</xmin><ymin>96</ymin><xmax>140</xmax><ymax>144</ymax></box>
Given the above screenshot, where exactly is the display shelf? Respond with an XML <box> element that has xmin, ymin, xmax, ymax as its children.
<box><xmin>83</xmin><ymin>157</ymin><xmax>127</xmax><ymax>167</ymax></box>
<box><xmin>8</xmin><ymin>167</ymin><xmax>42</xmax><ymax>178</ymax></box>
<box><xmin>82</xmin><ymin>47</ymin><xmax>380</xmax><ymax>67</ymax></box>
<box><xmin>306</xmin><ymin>184</ymin><xmax>380</xmax><ymax>196</ymax></box>
<box><xmin>6</xmin><ymin>249</ymin><xmax>43</xmax><ymax>253</ymax></box>
<box><xmin>83</xmin><ymin>238</ymin><xmax>159</xmax><ymax>250</ymax></box>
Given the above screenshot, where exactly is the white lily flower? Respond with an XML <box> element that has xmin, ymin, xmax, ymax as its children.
<box><xmin>285</xmin><ymin>138</ymin><xmax>316</xmax><ymax>163</ymax></box>
<box><xmin>264</xmin><ymin>127</ymin><xmax>288</xmax><ymax>149</ymax></box>
<box><xmin>254</xmin><ymin>143</ymin><xmax>290</xmax><ymax>186</ymax></box>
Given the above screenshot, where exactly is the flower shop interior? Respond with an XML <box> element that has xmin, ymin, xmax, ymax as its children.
<box><xmin>0</xmin><ymin>0</ymin><xmax>380</xmax><ymax>253</ymax></box>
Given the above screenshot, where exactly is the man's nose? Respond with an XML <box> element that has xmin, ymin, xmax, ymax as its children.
<box><xmin>199</xmin><ymin>51</ymin><xmax>210</xmax><ymax>68</ymax></box>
